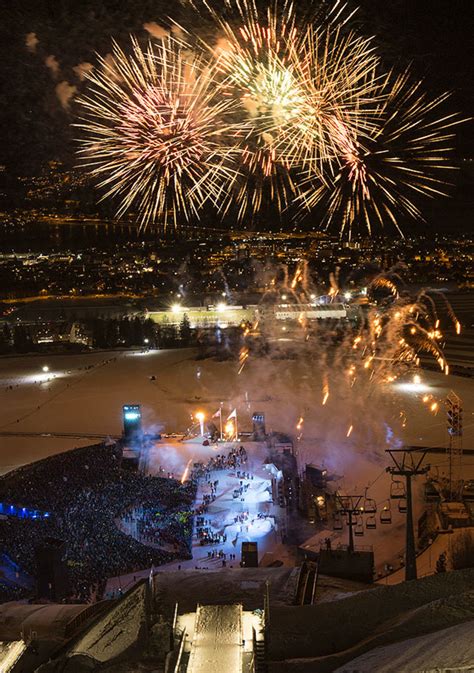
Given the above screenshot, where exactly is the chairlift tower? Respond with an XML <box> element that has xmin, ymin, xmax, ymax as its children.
<box><xmin>446</xmin><ymin>391</ymin><xmax>463</xmax><ymax>501</ymax></box>
<box><xmin>386</xmin><ymin>449</ymin><xmax>430</xmax><ymax>581</ymax></box>
<box><xmin>334</xmin><ymin>491</ymin><xmax>376</xmax><ymax>554</ymax></box>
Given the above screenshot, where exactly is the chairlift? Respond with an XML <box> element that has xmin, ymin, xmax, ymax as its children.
<box><xmin>366</xmin><ymin>515</ymin><xmax>377</xmax><ymax>530</ymax></box>
<box><xmin>390</xmin><ymin>479</ymin><xmax>405</xmax><ymax>500</ymax></box>
<box><xmin>430</xmin><ymin>465</ymin><xmax>440</xmax><ymax>481</ymax></box>
<box><xmin>333</xmin><ymin>514</ymin><xmax>343</xmax><ymax>531</ymax></box>
<box><xmin>424</xmin><ymin>479</ymin><xmax>440</xmax><ymax>502</ymax></box>
<box><xmin>354</xmin><ymin>517</ymin><xmax>364</xmax><ymax>537</ymax></box>
<box><xmin>398</xmin><ymin>497</ymin><xmax>407</xmax><ymax>513</ymax></box>
<box><xmin>363</xmin><ymin>496</ymin><xmax>377</xmax><ymax>513</ymax></box>
<box><xmin>380</xmin><ymin>503</ymin><xmax>392</xmax><ymax>525</ymax></box>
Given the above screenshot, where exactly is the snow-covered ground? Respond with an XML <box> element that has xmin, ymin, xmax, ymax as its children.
<box><xmin>0</xmin><ymin>348</ymin><xmax>472</xmax><ymax>470</ymax></box>
<box><xmin>334</xmin><ymin>620</ymin><xmax>474</xmax><ymax>673</ymax></box>
<box><xmin>186</xmin><ymin>604</ymin><xmax>243</xmax><ymax>673</ymax></box>
<box><xmin>1</xmin><ymin>348</ymin><xmax>472</xmax><ymax>580</ymax></box>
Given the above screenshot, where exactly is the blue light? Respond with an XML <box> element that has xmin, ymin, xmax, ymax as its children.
<box><xmin>124</xmin><ymin>412</ymin><xmax>140</xmax><ymax>421</ymax></box>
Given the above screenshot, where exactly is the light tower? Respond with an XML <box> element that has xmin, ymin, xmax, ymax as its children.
<box><xmin>446</xmin><ymin>391</ymin><xmax>463</xmax><ymax>501</ymax></box>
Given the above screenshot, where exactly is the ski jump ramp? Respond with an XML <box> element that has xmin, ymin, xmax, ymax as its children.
<box><xmin>187</xmin><ymin>604</ymin><xmax>243</xmax><ymax>673</ymax></box>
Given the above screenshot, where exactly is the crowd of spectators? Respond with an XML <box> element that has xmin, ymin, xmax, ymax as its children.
<box><xmin>122</xmin><ymin>506</ymin><xmax>193</xmax><ymax>551</ymax></box>
<box><xmin>0</xmin><ymin>443</ymin><xmax>195</xmax><ymax>601</ymax></box>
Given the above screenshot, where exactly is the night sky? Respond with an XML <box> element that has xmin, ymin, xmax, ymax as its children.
<box><xmin>1</xmin><ymin>0</ymin><xmax>472</xmax><ymax>232</ymax></box>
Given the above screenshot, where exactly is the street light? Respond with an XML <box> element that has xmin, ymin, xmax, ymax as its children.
<box><xmin>42</xmin><ymin>365</ymin><xmax>49</xmax><ymax>373</ymax></box>
<box><xmin>171</xmin><ymin>303</ymin><xmax>182</xmax><ymax>314</ymax></box>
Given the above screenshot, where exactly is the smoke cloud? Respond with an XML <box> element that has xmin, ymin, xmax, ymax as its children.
<box><xmin>45</xmin><ymin>54</ymin><xmax>60</xmax><ymax>79</ymax></box>
<box><xmin>55</xmin><ymin>80</ymin><xmax>77</xmax><ymax>110</ymax></box>
<box><xmin>73</xmin><ymin>61</ymin><xmax>94</xmax><ymax>81</ymax></box>
<box><xmin>143</xmin><ymin>22</ymin><xmax>169</xmax><ymax>40</ymax></box>
<box><xmin>25</xmin><ymin>32</ymin><xmax>39</xmax><ymax>53</ymax></box>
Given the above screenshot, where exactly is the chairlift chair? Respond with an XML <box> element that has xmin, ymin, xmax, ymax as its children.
<box><xmin>380</xmin><ymin>503</ymin><xmax>392</xmax><ymax>525</ymax></box>
<box><xmin>390</xmin><ymin>479</ymin><xmax>405</xmax><ymax>500</ymax></box>
<box><xmin>398</xmin><ymin>497</ymin><xmax>407</xmax><ymax>513</ymax></box>
<box><xmin>354</xmin><ymin>517</ymin><xmax>364</xmax><ymax>536</ymax></box>
<box><xmin>363</xmin><ymin>496</ymin><xmax>377</xmax><ymax>514</ymax></box>
<box><xmin>333</xmin><ymin>514</ymin><xmax>343</xmax><ymax>531</ymax></box>
<box><xmin>366</xmin><ymin>515</ymin><xmax>377</xmax><ymax>530</ymax></box>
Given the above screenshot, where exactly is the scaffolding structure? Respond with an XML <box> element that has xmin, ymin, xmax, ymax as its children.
<box><xmin>446</xmin><ymin>391</ymin><xmax>463</xmax><ymax>501</ymax></box>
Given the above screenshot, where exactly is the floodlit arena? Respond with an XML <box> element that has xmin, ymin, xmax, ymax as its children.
<box><xmin>0</xmin><ymin>348</ymin><xmax>472</xmax><ymax>573</ymax></box>
<box><xmin>0</xmin><ymin>346</ymin><xmax>473</xmax><ymax>672</ymax></box>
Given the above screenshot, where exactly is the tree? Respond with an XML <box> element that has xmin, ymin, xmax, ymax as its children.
<box><xmin>180</xmin><ymin>313</ymin><xmax>191</xmax><ymax>346</ymax></box>
<box><xmin>13</xmin><ymin>325</ymin><xmax>34</xmax><ymax>353</ymax></box>
<box><xmin>132</xmin><ymin>317</ymin><xmax>144</xmax><ymax>346</ymax></box>
<box><xmin>450</xmin><ymin>532</ymin><xmax>474</xmax><ymax>570</ymax></box>
<box><xmin>435</xmin><ymin>552</ymin><xmax>447</xmax><ymax>573</ymax></box>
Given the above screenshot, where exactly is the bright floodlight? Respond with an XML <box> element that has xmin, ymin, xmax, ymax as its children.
<box><xmin>217</xmin><ymin>302</ymin><xmax>227</xmax><ymax>312</ymax></box>
<box><xmin>344</xmin><ymin>291</ymin><xmax>352</xmax><ymax>300</ymax></box>
<box><xmin>144</xmin><ymin>338</ymin><xmax>149</xmax><ymax>344</ymax></box>
<box><xmin>195</xmin><ymin>411</ymin><xmax>205</xmax><ymax>436</ymax></box>
<box><xmin>42</xmin><ymin>365</ymin><xmax>49</xmax><ymax>373</ymax></box>
<box><xmin>395</xmin><ymin>376</ymin><xmax>430</xmax><ymax>394</ymax></box>
<box><xmin>171</xmin><ymin>303</ymin><xmax>182</xmax><ymax>314</ymax></box>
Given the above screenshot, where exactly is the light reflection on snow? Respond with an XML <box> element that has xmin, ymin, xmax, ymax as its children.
<box><xmin>395</xmin><ymin>382</ymin><xmax>431</xmax><ymax>394</ymax></box>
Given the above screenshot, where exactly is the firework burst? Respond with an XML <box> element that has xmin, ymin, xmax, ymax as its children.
<box><xmin>75</xmin><ymin>1</ymin><xmax>463</xmax><ymax>236</ymax></box>
<box><xmin>298</xmin><ymin>69</ymin><xmax>463</xmax><ymax>237</ymax></box>
<box><xmin>199</xmin><ymin>0</ymin><xmax>381</xmax><ymax>220</ymax></box>
<box><xmin>76</xmin><ymin>36</ymin><xmax>239</xmax><ymax>229</ymax></box>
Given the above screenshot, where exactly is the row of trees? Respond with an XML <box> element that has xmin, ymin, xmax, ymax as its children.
<box><xmin>0</xmin><ymin>315</ymin><xmax>195</xmax><ymax>354</ymax></box>
<box><xmin>90</xmin><ymin>315</ymin><xmax>193</xmax><ymax>349</ymax></box>
<box><xmin>0</xmin><ymin>315</ymin><xmax>253</xmax><ymax>357</ymax></box>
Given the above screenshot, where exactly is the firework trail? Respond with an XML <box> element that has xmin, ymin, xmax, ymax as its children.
<box><xmin>76</xmin><ymin>36</ymin><xmax>239</xmax><ymax>229</ymax></box>
<box><xmin>298</xmin><ymin>69</ymin><xmax>464</xmax><ymax>237</ymax></box>
<box><xmin>246</xmin><ymin>263</ymin><xmax>458</xmax><ymax>411</ymax></box>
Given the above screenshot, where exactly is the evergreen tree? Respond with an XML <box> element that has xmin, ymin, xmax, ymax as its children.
<box><xmin>132</xmin><ymin>316</ymin><xmax>144</xmax><ymax>346</ymax></box>
<box><xmin>180</xmin><ymin>313</ymin><xmax>191</xmax><ymax>346</ymax></box>
<box><xmin>436</xmin><ymin>552</ymin><xmax>447</xmax><ymax>573</ymax></box>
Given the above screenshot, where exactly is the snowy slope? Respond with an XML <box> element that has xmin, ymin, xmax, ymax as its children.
<box><xmin>334</xmin><ymin>620</ymin><xmax>474</xmax><ymax>672</ymax></box>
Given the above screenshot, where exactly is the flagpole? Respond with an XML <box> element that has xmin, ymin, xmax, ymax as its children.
<box><xmin>219</xmin><ymin>403</ymin><xmax>223</xmax><ymax>441</ymax></box>
<box><xmin>235</xmin><ymin>410</ymin><xmax>238</xmax><ymax>442</ymax></box>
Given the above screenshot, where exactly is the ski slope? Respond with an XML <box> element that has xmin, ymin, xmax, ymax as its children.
<box><xmin>188</xmin><ymin>604</ymin><xmax>242</xmax><ymax>673</ymax></box>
